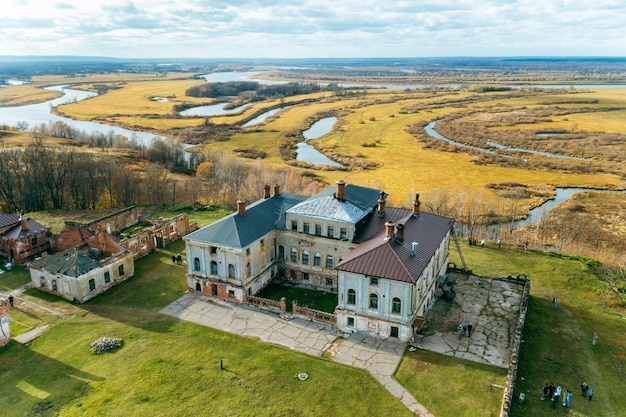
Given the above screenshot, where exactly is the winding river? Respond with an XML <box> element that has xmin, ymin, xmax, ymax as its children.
<box><xmin>296</xmin><ymin>117</ymin><xmax>343</xmax><ymax>168</ymax></box>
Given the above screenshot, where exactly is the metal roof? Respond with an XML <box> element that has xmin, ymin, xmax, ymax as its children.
<box><xmin>30</xmin><ymin>244</ymin><xmax>102</xmax><ymax>278</ymax></box>
<box><xmin>287</xmin><ymin>195</ymin><xmax>370</xmax><ymax>223</ymax></box>
<box><xmin>184</xmin><ymin>193</ymin><xmax>309</xmax><ymax>248</ymax></box>
<box><xmin>336</xmin><ymin>208</ymin><xmax>454</xmax><ymax>283</ymax></box>
<box><xmin>0</xmin><ymin>214</ymin><xmax>48</xmax><ymax>239</ymax></box>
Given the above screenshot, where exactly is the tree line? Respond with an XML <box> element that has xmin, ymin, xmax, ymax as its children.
<box><xmin>184</xmin><ymin>81</ymin><xmax>342</xmax><ymax>102</ymax></box>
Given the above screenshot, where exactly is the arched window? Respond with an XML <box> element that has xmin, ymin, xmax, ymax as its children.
<box><xmin>210</xmin><ymin>261</ymin><xmax>218</xmax><ymax>275</ymax></box>
<box><xmin>392</xmin><ymin>297</ymin><xmax>402</xmax><ymax>314</ymax></box>
<box><xmin>194</xmin><ymin>257</ymin><xmax>201</xmax><ymax>272</ymax></box>
<box><xmin>278</xmin><ymin>245</ymin><xmax>285</xmax><ymax>259</ymax></box>
<box><xmin>326</xmin><ymin>255</ymin><xmax>334</xmax><ymax>269</ymax></box>
<box><xmin>228</xmin><ymin>264</ymin><xmax>236</xmax><ymax>278</ymax></box>
<box><xmin>314</xmin><ymin>252</ymin><xmax>321</xmax><ymax>266</ymax></box>
<box><xmin>246</xmin><ymin>262</ymin><xmax>251</xmax><ymax>277</ymax></box>
<box><xmin>302</xmin><ymin>250</ymin><xmax>309</xmax><ymax>265</ymax></box>
<box><xmin>347</xmin><ymin>289</ymin><xmax>356</xmax><ymax>305</ymax></box>
<box><xmin>290</xmin><ymin>248</ymin><xmax>298</xmax><ymax>262</ymax></box>
<box><xmin>369</xmin><ymin>293</ymin><xmax>378</xmax><ymax>310</ymax></box>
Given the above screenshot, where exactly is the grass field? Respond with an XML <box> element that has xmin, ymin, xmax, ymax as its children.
<box><xmin>1</xmin><ymin>230</ymin><xmax>624</xmax><ymax>416</ymax></box>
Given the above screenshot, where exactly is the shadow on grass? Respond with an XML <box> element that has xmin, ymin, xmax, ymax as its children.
<box><xmin>0</xmin><ymin>341</ymin><xmax>103</xmax><ymax>416</ymax></box>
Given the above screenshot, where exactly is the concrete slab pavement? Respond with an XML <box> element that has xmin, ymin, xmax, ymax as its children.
<box><xmin>161</xmin><ymin>292</ymin><xmax>435</xmax><ymax>416</ymax></box>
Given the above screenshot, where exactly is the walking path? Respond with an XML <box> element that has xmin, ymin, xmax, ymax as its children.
<box><xmin>161</xmin><ymin>292</ymin><xmax>435</xmax><ymax>416</ymax></box>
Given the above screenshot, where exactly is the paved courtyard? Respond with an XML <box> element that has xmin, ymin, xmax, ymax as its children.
<box><xmin>161</xmin><ymin>276</ymin><xmax>525</xmax><ymax>416</ymax></box>
<box><xmin>416</xmin><ymin>273</ymin><xmax>526</xmax><ymax>368</ymax></box>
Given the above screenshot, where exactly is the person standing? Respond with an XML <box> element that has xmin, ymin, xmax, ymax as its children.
<box><xmin>467</xmin><ymin>322</ymin><xmax>473</xmax><ymax>337</ymax></box>
<box><xmin>581</xmin><ymin>381</ymin><xmax>588</xmax><ymax>397</ymax></box>
<box><xmin>566</xmin><ymin>389</ymin><xmax>573</xmax><ymax>408</ymax></box>
<box><xmin>8</xmin><ymin>294</ymin><xmax>14</xmax><ymax>307</ymax></box>
<box><xmin>588</xmin><ymin>388</ymin><xmax>594</xmax><ymax>401</ymax></box>
<box><xmin>497</xmin><ymin>239</ymin><xmax>502</xmax><ymax>249</ymax></box>
<box><xmin>592</xmin><ymin>332</ymin><xmax>599</xmax><ymax>345</ymax></box>
<box><xmin>553</xmin><ymin>386</ymin><xmax>562</xmax><ymax>408</ymax></box>
<box><xmin>458</xmin><ymin>324</ymin><xmax>464</xmax><ymax>339</ymax></box>
<box><xmin>552</xmin><ymin>296</ymin><xmax>558</xmax><ymax>308</ymax></box>
<box><xmin>548</xmin><ymin>383</ymin><xmax>556</xmax><ymax>403</ymax></box>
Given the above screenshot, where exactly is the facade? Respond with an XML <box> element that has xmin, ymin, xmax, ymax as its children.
<box><xmin>0</xmin><ymin>213</ymin><xmax>50</xmax><ymax>264</ymax></box>
<box><xmin>0</xmin><ymin>298</ymin><xmax>10</xmax><ymax>347</ymax></box>
<box><xmin>29</xmin><ymin>230</ymin><xmax>134</xmax><ymax>303</ymax></box>
<box><xmin>184</xmin><ymin>181</ymin><xmax>453</xmax><ymax>341</ymax></box>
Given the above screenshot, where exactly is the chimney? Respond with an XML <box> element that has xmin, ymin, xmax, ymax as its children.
<box><xmin>263</xmin><ymin>185</ymin><xmax>271</xmax><ymax>199</ymax></box>
<box><xmin>412</xmin><ymin>192</ymin><xmax>421</xmax><ymax>216</ymax></box>
<box><xmin>395</xmin><ymin>223</ymin><xmax>405</xmax><ymax>243</ymax></box>
<box><xmin>411</xmin><ymin>242</ymin><xmax>419</xmax><ymax>256</ymax></box>
<box><xmin>237</xmin><ymin>200</ymin><xmax>247</xmax><ymax>216</ymax></box>
<box><xmin>385</xmin><ymin>221</ymin><xmax>395</xmax><ymax>240</ymax></box>
<box><xmin>273</xmin><ymin>184</ymin><xmax>281</xmax><ymax>198</ymax></box>
<box><xmin>19</xmin><ymin>212</ymin><xmax>29</xmax><ymax>232</ymax></box>
<box><xmin>336</xmin><ymin>180</ymin><xmax>346</xmax><ymax>201</ymax></box>
<box><xmin>377</xmin><ymin>191</ymin><xmax>386</xmax><ymax>217</ymax></box>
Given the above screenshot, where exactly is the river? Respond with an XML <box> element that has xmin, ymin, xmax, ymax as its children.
<box><xmin>297</xmin><ymin>117</ymin><xmax>343</xmax><ymax>167</ymax></box>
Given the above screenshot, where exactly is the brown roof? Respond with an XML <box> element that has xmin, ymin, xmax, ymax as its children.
<box><xmin>336</xmin><ymin>208</ymin><xmax>453</xmax><ymax>283</ymax></box>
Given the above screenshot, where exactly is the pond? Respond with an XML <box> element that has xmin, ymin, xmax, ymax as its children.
<box><xmin>296</xmin><ymin>117</ymin><xmax>343</xmax><ymax>167</ymax></box>
<box><xmin>179</xmin><ymin>102</ymin><xmax>250</xmax><ymax>117</ymax></box>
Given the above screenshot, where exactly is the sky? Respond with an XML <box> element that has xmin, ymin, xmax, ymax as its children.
<box><xmin>2</xmin><ymin>0</ymin><xmax>626</xmax><ymax>58</ymax></box>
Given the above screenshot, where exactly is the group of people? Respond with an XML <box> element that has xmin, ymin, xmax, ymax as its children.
<box><xmin>541</xmin><ymin>381</ymin><xmax>594</xmax><ymax>409</ymax></box>
<box><xmin>457</xmin><ymin>322</ymin><xmax>473</xmax><ymax>339</ymax></box>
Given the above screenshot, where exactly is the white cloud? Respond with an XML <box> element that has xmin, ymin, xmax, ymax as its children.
<box><xmin>1</xmin><ymin>0</ymin><xmax>625</xmax><ymax>57</ymax></box>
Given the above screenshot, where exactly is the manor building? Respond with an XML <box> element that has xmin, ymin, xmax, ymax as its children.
<box><xmin>184</xmin><ymin>181</ymin><xmax>453</xmax><ymax>341</ymax></box>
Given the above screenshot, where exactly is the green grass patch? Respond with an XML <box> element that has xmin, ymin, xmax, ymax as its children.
<box><xmin>0</xmin><ymin>239</ymin><xmax>411</xmax><ymax>417</ymax></box>
<box><xmin>0</xmin><ymin>265</ymin><xmax>32</xmax><ymax>292</ymax></box>
<box><xmin>257</xmin><ymin>283</ymin><xmax>337</xmax><ymax>313</ymax></box>
<box><xmin>396</xmin><ymin>349</ymin><xmax>507</xmax><ymax>417</ymax></box>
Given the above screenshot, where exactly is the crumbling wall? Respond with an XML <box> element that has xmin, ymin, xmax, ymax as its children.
<box><xmin>0</xmin><ymin>298</ymin><xmax>10</xmax><ymax>347</ymax></box>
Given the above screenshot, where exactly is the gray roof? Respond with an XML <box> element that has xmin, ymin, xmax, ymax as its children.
<box><xmin>184</xmin><ymin>193</ymin><xmax>309</xmax><ymax>248</ymax></box>
<box><xmin>0</xmin><ymin>213</ymin><xmax>48</xmax><ymax>239</ymax></box>
<box><xmin>311</xmin><ymin>183</ymin><xmax>385</xmax><ymax>213</ymax></box>
<box><xmin>287</xmin><ymin>195</ymin><xmax>370</xmax><ymax>223</ymax></box>
<box><xmin>30</xmin><ymin>245</ymin><xmax>102</xmax><ymax>278</ymax></box>
<box><xmin>336</xmin><ymin>208</ymin><xmax>453</xmax><ymax>283</ymax></box>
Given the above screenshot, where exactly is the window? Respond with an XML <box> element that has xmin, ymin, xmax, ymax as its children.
<box><xmin>326</xmin><ymin>278</ymin><xmax>333</xmax><ymax>286</ymax></box>
<box><xmin>210</xmin><ymin>261</ymin><xmax>218</xmax><ymax>275</ymax></box>
<box><xmin>303</xmin><ymin>272</ymin><xmax>309</xmax><ymax>281</ymax></box>
<box><xmin>291</xmin><ymin>220</ymin><xmax>298</xmax><ymax>231</ymax></box>
<box><xmin>194</xmin><ymin>257</ymin><xmax>201</xmax><ymax>272</ymax></box>
<box><xmin>392</xmin><ymin>297</ymin><xmax>402</xmax><ymax>314</ymax></box>
<box><xmin>347</xmin><ymin>289</ymin><xmax>356</xmax><ymax>305</ymax></box>
<box><xmin>278</xmin><ymin>245</ymin><xmax>285</xmax><ymax>259</ymax></box>
<box><xmin>246</xmin><ymin>248</ymin><xmax>250</xmax><ymax>256</ymax></box>
<box><xmin>104</xmin><ymin>271</ymin><xmax>111</xmax><ymax>283</ymax></box>
<box><xmin>89</xmin><ymin>279</ymin><xmax>96</xmax><ymax>291</ymax></box>
<box><xmin>40</xmin><ymin>278</ymin><xmax>46</xmax><ymax>288</ymax></box>
<box><xmin>210</xmin><ymin>246</ymin><xmax>217</xmax><ymax>254</ymax></box>
<box><xmin>347</xmin><ymin>317</ymin><xmax>355</xmax><ymax>327</ymax></box>
<box><xmin>260</xmin><ymin>239</ymin><xmax>264</xmax><ymax>247</ymax></box>
<box><xmin>290</xmin><ymin>270</ymin><xmax>297</xmax><ymax>280</ymax></box>
<box><xmin>326</xmin><ymin>255</ymin><xmax>334</xmax><ymax>269</ymax></box>
<box><xmin>370</xmin><ymin>277</ymin><xmax>378</xmax><ymax>286</ymax></box>
<box><xmin>340</xmin><ymin>228</ymin><xmax>347</xmax><ymax>240</ymax></box>
<box><xmin>315</xmin><ymin>224</ymin><xmax>322</xmax><ymax>236</ymax></box>
<box><xmin>290</xmin><ymin>248</ymin><xmax>298</xmax><ymax>262</ymax></box>
<box><xmin>31</xmin><ymin>237</ymin><xmax>37</xmax><ymax>246</ymax></box>
<box><xmin>246</xmin><ymin>262</ymin><xmax>251</xmax><ymax>277</ymax></box>
<box><xmin>303</xmin><ymin>222</ymin><xmax>310</xmax><ymax>234</ymax></box>
<box><xmin>327</xmin><ymin>226</ymin><xmax>334</xmax><ymax>238</ymax></box>
<box><xmin>369</xmin><ymin>293</ymin><xmax>378</xmax><ymax>310</ymax></box>
<box><xmin>52</xmin><ymin>280</ymin><xmax>57</xmax><ymax>291</ymax></box>
<box><xmin>314</xmin><ymin>252</ymin><xmax>321</xmax><ymax>266</ymax></box>
<box><xmin>390</xmin><ymin>326</ymin><xmax>399</xmax><ymax>338</ymax></box>
<box><xmin>118</xmin><ymin>264</ymin><xmax>125</xmax><ymax>276</ymax></box>
<box><xmin>228</xmin><ymin>264</ymin><xmax>236</xmax><ymax>278</ymax></box>
<box><xmin>228</xmin><ymin>290</ymin><xmax>235</xmax><ymax>298</ymax></box>
<box><xmin>302</xmin><ymin>251</ymin><xmax>309</xmax><ymax>265</ymax></box>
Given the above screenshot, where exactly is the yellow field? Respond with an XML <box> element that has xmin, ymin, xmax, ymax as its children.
<box><xmin>0</xmin><ymin>83</ymin><xmax>61</xmax><ymax>106</ymax></box>
<box><xmin>8</xmin><ymin>75</ymin><xmax>624</xmax><ymax>210</ymax></box>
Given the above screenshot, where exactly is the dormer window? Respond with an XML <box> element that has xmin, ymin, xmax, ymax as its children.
<box><xmin>303</xmin><ymin>222</ymin><xmax>310</xmax><ymax>234</ymax></box>
<box><xmin>327</xmin><ymin>226</ymin><xmax>334</xmax><ymax>238</ymax></box>
<box><xmin>370</xmin><ymin>277</ymin><xmax>378</xmax><ymax>286</ymax></box>
<box><xmin>291</xmin><ymin>220</ymin><xmax>298</xmax><ymax>231</ymax></box>
<box><xmin>340</xmin><ymin>228</ymin><xmax>347</xmax><ymax>240</ymax></box>
<box><xmin>315</xmin><ymin>224</ymin><xmax>322</xmax><ymax>236</ymax></box>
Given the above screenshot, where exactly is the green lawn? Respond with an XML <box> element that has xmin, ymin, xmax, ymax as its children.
<box><xmin>257</xmin><ymin>283</ymin><xmax>338</xmax><ymax>313</ymax></box>
<box><xmin>0</xmin><ymin>240</ymin><xmax>411</xmax><ymax>417</ymax></box>
<box><xmin>446</xmin><ymin>239</ymin><xmax>626</xmax><ymax>417</ymax></box>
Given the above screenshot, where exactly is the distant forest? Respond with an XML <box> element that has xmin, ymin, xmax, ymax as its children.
<box><xmin>185</xmin><ymin>81</ymin><xmax>342</xmax><ymax>101</ymax></box>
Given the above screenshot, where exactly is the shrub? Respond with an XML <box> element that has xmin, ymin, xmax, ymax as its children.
<box><xmin>91</xmin><ymin>337</ymin><xmax>124</xmax><ymax>354</ymax></box>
